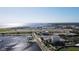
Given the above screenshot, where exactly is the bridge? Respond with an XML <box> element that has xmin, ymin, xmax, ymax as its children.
<box><xmin>32</xmin><ymin>33</ymin><xmax>56</xmax><ymax>51</ymax></box>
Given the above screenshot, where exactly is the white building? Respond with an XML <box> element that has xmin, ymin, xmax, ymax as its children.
<box><xmin>50</xmin><ymin>35</ymin><xmax>65</xmax><ymax>43</ymax></box>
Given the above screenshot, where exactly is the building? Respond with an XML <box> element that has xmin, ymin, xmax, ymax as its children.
<box><xmin>41</xmin><ymin>35</ymin><xmax>65</xmax><ymax>46</ymax></box>
<box><xmin>50</xmin><ymin>35</ymin><xmax>65</xmax><ymax>46</ymax></box>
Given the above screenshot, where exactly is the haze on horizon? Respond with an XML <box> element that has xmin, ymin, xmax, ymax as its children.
<box><xmin>0</xmin><ymin>7</ymin><xmax>79</xmax><ymax>28</ymax></box>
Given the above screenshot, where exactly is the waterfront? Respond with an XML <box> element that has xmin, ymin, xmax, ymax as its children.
<box><xmin>0</xmin><ymin>36</ymin><xmax>41</xmax><ymax>51</ymax></box>
<box><xmin>0</xmin><ymin>23</ymin><xmax>79</xmax><ymax>51</ymax></box>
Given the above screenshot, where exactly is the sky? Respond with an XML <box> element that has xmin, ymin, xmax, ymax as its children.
<box><xmin>0</xmin><ymin>7</ymin><xmax>79</xmax><ymax>26</ymax></box>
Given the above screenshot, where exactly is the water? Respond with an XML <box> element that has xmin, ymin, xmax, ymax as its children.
<box><xmin>0</xmin><ymin>36</ymin><xmax>41</xmax><ymax>51</ymax></box>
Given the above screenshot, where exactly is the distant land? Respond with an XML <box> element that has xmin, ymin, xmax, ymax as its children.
<box><xmin>0</xmin><ymin>22</ymin><xmax>79</xmax><ymax>28</ymax></box>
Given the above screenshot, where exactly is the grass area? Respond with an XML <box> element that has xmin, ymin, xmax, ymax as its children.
<box><xmin>59</xmin><ymin>47</ymin><xmax>79</xmax><ymax>51</ymax></box>
<box><xmin>0</xmin><ymin>28</ymin><xmax>10</xmax><ymax>32</ymax></box>
<box><xmin>0</xmin><ymin>28</ymin><xmax>32</xmax><ymax>35</ymax></box>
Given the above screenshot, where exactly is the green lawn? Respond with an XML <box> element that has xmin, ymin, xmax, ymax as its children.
<box><xmin>59</xmin><ymin>47</ymin><xmax>79</xmax><ymax>51</ymax></box>
<box><xmin>0</xmin><ymin>28</ymin><xmax>10</xmax><ymax>32</ymax></box>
